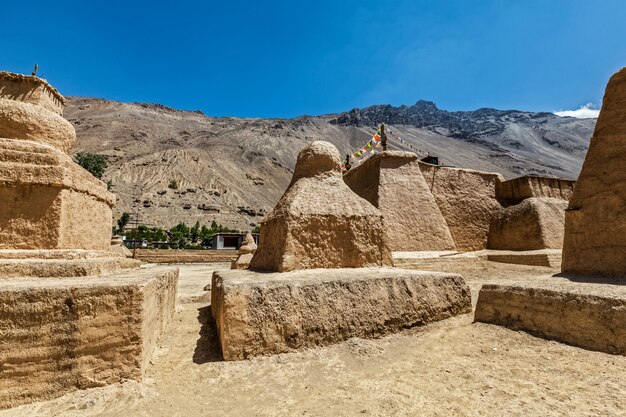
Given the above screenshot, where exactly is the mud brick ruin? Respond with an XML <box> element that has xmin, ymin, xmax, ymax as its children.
<box><xmin>212</xmin><ymin>141</ymin><xmax>471</xmax><ymax>360</ymax></box>
<box><xmin>249</xmin><ymin>141</ymin><xmax>394</xmax><ymax>271</ymax></box>
<box><xmin>343</xmin><ymin>151</ymin><xmax>456</xmax><ymax>251</ymax></box>
<box><xmin>2</xmin><ymin>67</ymin><xmax>626</xmax><ymax>413</ymax></box>
<box><xmin>0</xmin><ymin>72</ymin><xmax>178</xmax><ymax>409</ymax></box>
<box><xmin>562</xmin><ymin>67</ymin><xmax>626</xmax><ymax>276</ymax></box>
<box><xmin>474</xmin><ymin>67</ymin><xmax>626</xmax><ymax>355</ymax></box>
<box><xmin>344</xmin><ymin>147</ymin><xmax>572</xmax><ymax>264</ymax></box>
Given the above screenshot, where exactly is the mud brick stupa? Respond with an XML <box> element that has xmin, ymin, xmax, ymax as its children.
<box><xmin>212</xmin><ymin>141</ymin><xmax>471</xmax><ymax>361</ymax></box>
<box><xmin>562</xmin><ymin>67</ymin><xmax>626</xmax><ymax>276</ymax></box>
<box><xmin>0</xmin><ymin>72</ymin><xmax>178</xmax><ymax>408</ymax></box>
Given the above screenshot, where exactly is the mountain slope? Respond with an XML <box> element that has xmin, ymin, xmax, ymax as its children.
<box><xmin>67</xmin><ymin>98</ymin><xmax>595</xmax><ymax>230</ymax></box>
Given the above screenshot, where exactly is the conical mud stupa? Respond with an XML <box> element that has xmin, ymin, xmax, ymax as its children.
<box><xmin>562</xmin><ymin>67</ymin><xmax>626</xmax><ymax>276</ymax></box>
<box><xmin>249</xmin><ymin>141</ymin><xmax>393</xmax><ymax>272</ymax></box>
<box><xmin>0</xmin><ymin>72</ymin><xmax>178</xmax><ymax>409</ymax></box>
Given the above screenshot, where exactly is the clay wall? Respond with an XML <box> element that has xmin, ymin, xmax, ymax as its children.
<box><xmin>133</xmin><ymin>249</ymin><xmax>239</xmax><ymax>263</ymax></box>
<box><xmin>212</xmin><ymin>268</ymin><xmax>471</xmax><ymax>360</ymax></box>
<box><xmin>496</xmin><ymin>176</ymin><xmax>575</xmax><ymax>206</ymax></box>
<box><xmin>419</xmin><ymin>162</ymin><xmax>504</xmax><ymax>251</ymax></box>
<box><xmin>59</xmin><ymin>188</ymin><xmax>113</xmax><ymax>250</ymax></box>
<box><xmin>0</xmin><ymin>185</ymin><xmax>112</xmax><ymax>250</ymax></box>
<box><xmin>475</xmin><ymin>283</ymin><xmax>626</xmax><ymax>355</ymax></box>
<box><xmin>0</xmin><ymin>185</ymin><xmax>63</xmax><ymax>249</ymax></box>
<box><xmin>488</xmin><ymin>197</ymin><xmax>567</xmax><ymax>250</ymax></box>
<box><xmin>140</xmin><ymin>270</ymin><xmax>179</xmax><ymax>370</ymax></box>
<box><xmin>484</xmin><ymin>250</ymin><xmax>562</xmax><ymax>267</ymax></box>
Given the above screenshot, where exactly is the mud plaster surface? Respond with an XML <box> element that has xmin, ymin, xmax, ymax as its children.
<box><xmin>3</xmin><ymin>260</ymin><xmax>625</xmax><ymax>417</ymax></box>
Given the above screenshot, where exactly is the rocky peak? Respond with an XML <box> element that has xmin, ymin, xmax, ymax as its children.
<box><xmin>329</xmin><ymin>100</ymin><xmax>565</xmax><ymax>140</ymax></box>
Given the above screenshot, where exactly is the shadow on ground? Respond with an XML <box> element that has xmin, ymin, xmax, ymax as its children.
<box><xmin>193</xmin><ymin>305</ymin><xmax>223</xmax><ymax>363</ymax></box>
<box><xmin>554</xmin><ymin>273</ymin><xmax>626</xmax><ymax>285</ymax></box>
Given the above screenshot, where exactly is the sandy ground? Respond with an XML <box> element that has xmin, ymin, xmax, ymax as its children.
<box><xmin>3</xmin><ymin>259</ymin><xmax>626</xmax><ymax>416</ymax></box>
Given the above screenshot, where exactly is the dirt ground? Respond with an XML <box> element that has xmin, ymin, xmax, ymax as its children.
<box><xmin>3</xmin><ymin>259</ymin><xmax>625</xmax><ymax>417</ymax></box>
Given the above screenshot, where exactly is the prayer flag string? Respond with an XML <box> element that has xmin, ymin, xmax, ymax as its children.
<box><xmin>343</xmin><ymin>126</ymin><xmax>432</xmax><ymax>173</ymax></box>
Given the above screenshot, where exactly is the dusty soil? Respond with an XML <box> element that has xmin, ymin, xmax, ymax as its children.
<box><xmin>3</xmin><ymin>259</ymin><xmax>625</xmax><ymax>416</ymax></box>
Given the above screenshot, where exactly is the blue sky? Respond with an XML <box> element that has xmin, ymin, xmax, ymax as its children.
<box><xmin>1</xmin><ymin>0</ymin><xmax>625</xmax><ymax>118</ymax></box>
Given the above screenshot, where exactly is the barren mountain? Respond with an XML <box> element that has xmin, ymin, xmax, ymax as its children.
<box><xmin>67</xmin><ymin>98</ymin><xmax>595</xmax><ymax>230</ymax></box>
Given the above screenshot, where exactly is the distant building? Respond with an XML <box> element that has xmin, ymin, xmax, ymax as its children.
<box><xmin>150</xmin><ymin>241</ymin><xmax>170</xmax><ymax>249</ymax></box>
<box><xmin>124</xmin><ymin>239</ymin><xmax>148</xmax><ymax>248</ymax></box>
<box><xmin>211</xmin><ymin>233</ymin><xmax>259</xmax><ymax>250</ymax></box>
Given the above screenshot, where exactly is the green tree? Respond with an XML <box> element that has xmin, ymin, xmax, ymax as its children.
<box><xmin>153</xmin><ymin>228</ymin><xmax>167</xmax><ymax>242</ymax></box>
<box><xmin>190</xmin><ymin>221</ymin><xmax>201</xmax><ymax>244</ymax></box>
<box><xmin>117</xmin><ymin>212</ymin><xmax>130</xmax><ymax>233</ymax></box>
<box><xmin>168</xmin><ymin>179</ymin><xmax>179</xmax><ymax>189</ymax></box>
<box><xmin>200</xmin><ymin>225</ymin><xmax>213</xmax><ymax>247</ymax></box>
<box><xmin>75</xmin><ymin>152</ymin><xmax>108</xmax><ymax>179</ymax></box>
<box><xmin>169</xmin><ymin>223</ymin><xmax>190</xmax><ymax>248</ymax></box>
<box><xmin>122</xmin><ymin>224</ymin><xmax>169</xmax><ymax>245</ymax></box>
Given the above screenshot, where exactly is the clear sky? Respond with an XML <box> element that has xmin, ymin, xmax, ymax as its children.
<box><xmin>1</xmin><ymin>0</ymin><xmax>625</xmax><ymax>118</ymax></box>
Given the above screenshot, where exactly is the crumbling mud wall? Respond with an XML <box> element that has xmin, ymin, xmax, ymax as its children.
<box><xmin>496</xmin><ymin>176</ymin><xmax>575</xmax><ymax>206</ymax></box>
<box><xmin>212</xmin><ymin>268</ymin><xmax>471</xmax><ymax>360</ymax></box>
<box><xmin>488</xmin><ymin>198</ymin><xmax>567</xmax><ymax>250</ymax></box>
<box><xmin>475</xmin><ymin>282</ymin><xmax>626</xmax><ymax>355</ymax></box>
<box><xmin>419</xmin><ymin>163</ymin><xmax>504</xmax><ymax>251</ymax></box>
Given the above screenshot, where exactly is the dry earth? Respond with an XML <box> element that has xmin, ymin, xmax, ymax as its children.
<box><xmin>4</xmin><ymin>259</ymin><xmax>625</xmax><ymax>417</ymax></box>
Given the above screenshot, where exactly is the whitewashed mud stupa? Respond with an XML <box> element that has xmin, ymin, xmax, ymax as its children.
<box><xmin>0</xmin><ymin>72</ymin><xmax>178</xmax><ymax>408</ymax></box>
<box><xmin>212</xmin><ymin>141</ymin><xmax>471</xmax><ymax>361</ymax></box>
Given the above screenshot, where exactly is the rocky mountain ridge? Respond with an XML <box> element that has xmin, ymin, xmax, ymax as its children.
<box><xmin>67</xmin><ymin>97</ymin><xmax>596</xmax><ymax>231</ymax></box>
<box><xmin>331</xmin><ymin>100</ymin><xmax>551</xmax><ymax>138</ymax></box>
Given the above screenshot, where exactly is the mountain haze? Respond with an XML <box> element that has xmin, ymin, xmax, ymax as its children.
<box><xmin>67</xmin><ymin>98</ymin><xmax>596</xmax><ymax>230</ymax></box>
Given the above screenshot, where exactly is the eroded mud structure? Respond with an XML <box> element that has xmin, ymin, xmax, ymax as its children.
<box><xmin>0</xmin><ymin>72</ymin><xmax>178</xmax><ymax>409</ymax></box>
